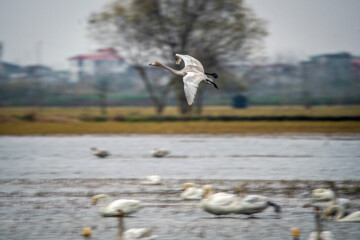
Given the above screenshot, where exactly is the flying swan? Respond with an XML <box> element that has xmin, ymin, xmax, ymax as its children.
<box><xmin>91</xmin><ymin>194</ymin><xmax>141</xmax><ymax>217</ymax></box>
<box><xmin>150</xmin><ymin>54</ymin><xmax>218</xmax><ymax>105</ymax></box>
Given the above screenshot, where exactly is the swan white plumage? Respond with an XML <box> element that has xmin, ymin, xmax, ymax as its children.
<box><xmin>323</xmin><ymin>205</ymin><xmax>360</xmax><ymax>222</ymax></box>
<box><xmin>312</xmin><ymin>189</ymin><xmax>335</xmax><ymax>201</ymax></box>
<box><xmin>180</xmin><ymin>182</ymin><xmax>204</xmax><ymax>200</ymax></box>
<box><xmin>123</xmin><ymin>228</ymin><xmax>157</xmax><ymax>240</ymax></box>
<box><xmin>91</xmin><ymin>194</ymin><xmax>141</xmax><ymax>217</ymax></box>
<box><xmin>91</xmin><ymin>147</ymin><xmax>110</xmax><ymax>158</ymax></box>
<box><xmin>200</xmin><ymin>185</ymin><xmax>281</xmax><ymax>216</ymax></box>
<box><xmin>143</xmin><ymin>175</ymin><xmax>163</xmax><ymax>185</ymax></box>
<box><xmin>150</xmin><ymin>148</ymin><xmax>170</xmax><ymax>158</ymax></box>
<box><xmin>150</xmin><ymin>54</ymin><xmax>218</xmax><ymax>105</ymax></box>
<box><xmin>116</xmin><ymin>211</ymin><xmax>157</xmax><ymax>240</ymax></box>
<box><xmin>311</xmin><ymin>188</ymin><xmax>351</xmax><ymax>209</ymax></box>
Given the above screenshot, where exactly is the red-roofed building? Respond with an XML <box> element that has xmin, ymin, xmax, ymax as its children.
<box><xmin>69</xmin><ymin>48</ymin><xmax>128</xmax><ymax>82</ymax></box>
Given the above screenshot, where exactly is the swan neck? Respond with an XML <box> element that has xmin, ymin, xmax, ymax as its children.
<box><xmin>334</xmin><ymin>206</ymin><xmax>345</xmax><ymax>220</ymax></box>
<box><xmin>159</xmin><ymin>63</ymin><xmax>184</xmax><ymax>76</ymax></box>
<box><xmin>100</xmin><ymin>194</ymin><xmax>109</xmax><ymax>212</ymax></box>
<box><xmin>204</xmin><ymin>189</ymin><xmax>214</xmax><ymax>199</ymax></box>
<box><xmin>118</xmin><ymin>217</ymin><xmax>124</xmax><ymax>240</ymax></box>
<box><xmin>315</xmin><ymin>212</ymin><xmax>322</xmax><ymax>237</ymax></box>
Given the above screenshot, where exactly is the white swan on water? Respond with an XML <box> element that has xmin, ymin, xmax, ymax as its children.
<box><xmin>307</xmin><ymin>206</ymin><xmax>335</xmax><ymax>240</ymax></box>
<box><xmin>143</xmin><ymin>175</ymin><xmax>163</xmax><ymax>185</ymax></box>
<box><xmin>150</xmin><ymin>54</ymin><xmax>218</xmax><ymax>105</ymax></box>
<box><xmin>311</xmin><ymin>188</ymin><xmax>351</xmax><ymax>209</ymax></box>
<box><xmin>91</xmin><ymin>147</ymin><xmax>110</xmax><ymax>158</ymax></box>
<box><xmin>150</xmin><ymin>148</ymin><xmax>170</xmax><ymax>158</ymax></box>
<box><xmin>312</xmin><ymin>189</ymin><xmax>335</xmax><ymax>201</ymax></box>
<box><xmin>292</xmin><ymin>207</ymin><xmax>334</xmax><ymax>240</ymax></box>
<box><xmin>200</xmin><ymin>185</ymin><xmax>281</xmax><ymax>216</ymax></box>
<box><xmin>91</xmin><ymin>194</ymin><xmax>141</xmax><ymax>217</ymax></box>
<box><xmin>123</xmin><ymin>228</ymin><xmax>157</xmax><ymax>240</ymax></box>
<box><xmin>323</xmin><ymin>205</ymin><xmax>360</xmax><ymax>222</ymax></box>
<box><xmin>180</xmin><ymin>183</ymin><xmax>204</xmax><ymax>200</ymax></box>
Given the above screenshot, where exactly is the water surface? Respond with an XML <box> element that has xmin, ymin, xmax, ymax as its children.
<box><xmin>0</xmin><ymin>134</ymin><xmax>359</xmax><ymax>239</ymax></box>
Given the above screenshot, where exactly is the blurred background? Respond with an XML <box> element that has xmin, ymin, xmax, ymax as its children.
<box><xmin>0</xmin><ymin>0</ymin><xmax>359</xmax><ymax>123</ymax></box>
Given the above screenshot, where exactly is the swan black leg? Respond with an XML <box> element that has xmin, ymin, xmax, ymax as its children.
<box><xmin>206</xmin><ymin>79</ymin><xmax>219</xmax><ymax>90</ymax></box>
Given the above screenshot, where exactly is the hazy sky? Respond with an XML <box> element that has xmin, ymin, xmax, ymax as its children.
<box><xmin>1</xmin><ymin>0</ymin><xmax>360</xmax><ymax>69</ymax></box>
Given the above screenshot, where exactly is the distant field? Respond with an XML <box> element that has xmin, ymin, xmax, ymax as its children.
<box><xmin>1</xmin><ymin>105</ymin><xmax>359</xmax><ymax>135</ymax></box>
<box><xmin>1</xmin><ymin>105</ymin><xmax>360</xmax><ymax>119</ymax></box>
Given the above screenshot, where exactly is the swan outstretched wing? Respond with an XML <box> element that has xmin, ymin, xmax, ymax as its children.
<box><xmin>176</xmin><ymin>54</ymin><xmax>204</xmax><ymax>72</ymax></box>
<box><xmin>183</xmin><ymin>72</ymin><xmax>205</xmax><ymax>105</ymax></box>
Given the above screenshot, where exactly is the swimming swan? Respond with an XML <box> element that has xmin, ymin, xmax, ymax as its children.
<box><xmin>123</xmin><ymin>228</ymin><xmax>157</xmax><ymax>240</ymax></box>
<box><xmin>91</xmin><ymin>194</ymin><xmax>141</xmax><ymax>217</ymax></box>
<box><xmin>307</xmin><ymin>206</ymin><xmax>335</xmax><ymax>240</ymax></box>
<box><xmin>312</xmin><ymin>188</ymin><xmax>351</xmax><ymax>209</ymax></box>
<box><xmin>143</xmin><ymin>175</ymin><xmax>163</xmax><ymax>185</ymax></box>
<box><xmin>323</xmin><ymin>205</ymin><xmax>360</xmax><ymax>222</ymax></box>
<box><xmin>200</xmin><ymin>185</ymin><xmax>281</xmax><ymax>216</ymax></box>
<box><xmin>312</xmin><ymin>189</ymin><xmax>335</xmax><ymax>201</ymax></box>
<box><xmin>150</xmin><ymin>148</ymin><xmax>170</xmax><ymax>158</ymax></box>
<box><xmin>180</xmin><ymin>183</ymin><xmax>204</xmax><ymax>200</ymax></box>
<box><xmin>91</xmin><ymin>147</ymin><xmax>110</xmax><ymax>158</ymax></box>
<box><xmin>150</xmin><ymin>54</ymin><xmax>218</xmax><ymax>105</ymax></box>
<box><xmin>116</xmin><ymin>211</ymin><xmax>157</xmax><ymax>240</ymax></box>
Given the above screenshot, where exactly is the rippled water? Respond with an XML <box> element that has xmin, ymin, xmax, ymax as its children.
<box><xmin>0</xmin><ymin>134</ymin><xmax>359</xmax><ymax>239</ymax></box>
<box><xmin>0</xmin><ymin>134</ymin><xmax>359</xmax><ymax>180</ymax></box>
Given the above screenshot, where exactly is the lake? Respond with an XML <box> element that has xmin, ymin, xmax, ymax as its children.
<box><xmin>0</xmin><ymin>134</ymin><xmax>359</xmax><ymax>239</ymax></box>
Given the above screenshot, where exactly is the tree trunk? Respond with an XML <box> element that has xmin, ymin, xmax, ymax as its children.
<box><xmin>135</xmin><ymin>65</ymin><xmax>168</xmax><ymax>115</ymax></box>
<box><xmin>99</xmin><ymin>91</ymin><xmax>107</xmax><ymax>115</ymax></box>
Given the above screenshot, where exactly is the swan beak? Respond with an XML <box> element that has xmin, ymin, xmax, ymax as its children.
<box><xmin>91</xmin><ymin>199</ymin><xmax>98</xmax><ymax>205</ymax></box>
<box><xmin>181</xmin><ymin>186</ymin><xmax>187</xmax><ymax>190</ymax></box>
<box><xmin>322</xmin><ymin>213</ymin><xmax>329</xmax><ymax>218</ymax></box>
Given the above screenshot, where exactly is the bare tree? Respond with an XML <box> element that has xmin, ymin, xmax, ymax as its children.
<box><xmin>88</xmin><ymin>0</ymin><xmax>267</xmax><ymax>115</ymax></box>
<box><xmin>94</xmin><ymin>75</ymin><xmax>110</xmax><ymax>115</ymax></box>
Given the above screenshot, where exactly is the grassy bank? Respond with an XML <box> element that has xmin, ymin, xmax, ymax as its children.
<box><xmin>1</xmin><ymin>121</ymin><xmax>360</xmax><ymax>135</ymax></box>
<box><xmin>1</xmin><ymin>105</ymin><xmax>360</xmax><ymax>119</ymax></box>
<box><xmin>1</xmin><ymin>105</ymin><xmax>359</xmax><ymax>135</ymax></box>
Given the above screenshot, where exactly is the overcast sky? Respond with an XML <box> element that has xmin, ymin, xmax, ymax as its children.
<box><xmin>1</xmin><ymin>0</ymin><xmax>360</xmax><ymax>69</ymax></box>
